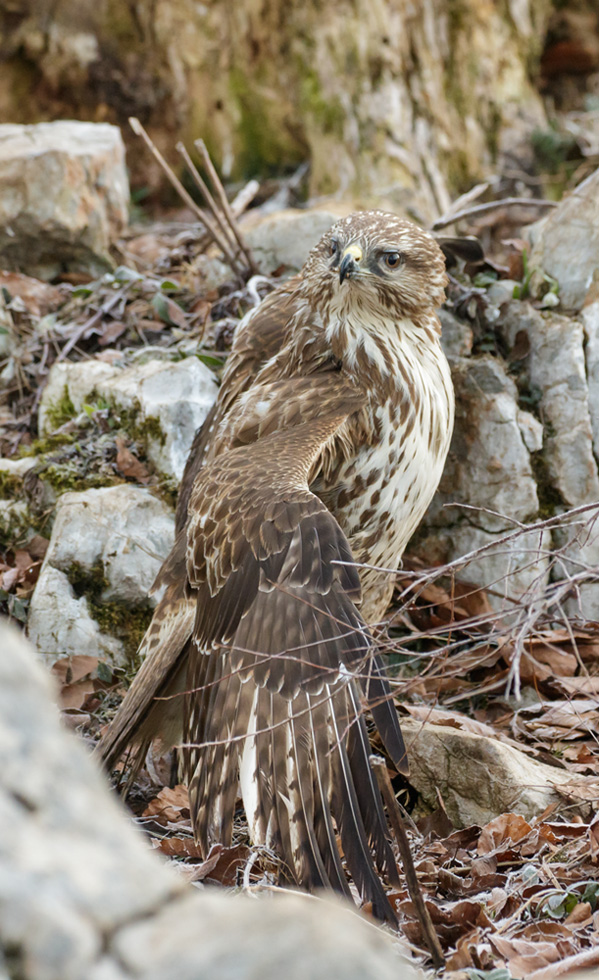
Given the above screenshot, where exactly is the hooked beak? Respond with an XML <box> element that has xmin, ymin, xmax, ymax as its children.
<box><xmin>339</xmin><ymin>244</ymin><xmax>363</xmax><ymax>284</ymax></box>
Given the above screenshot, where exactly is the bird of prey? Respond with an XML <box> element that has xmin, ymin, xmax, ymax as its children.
<box><xmin>98</xmin><ymin>210</ymin><xmax>454</xmax><ymax>921</ymax></box>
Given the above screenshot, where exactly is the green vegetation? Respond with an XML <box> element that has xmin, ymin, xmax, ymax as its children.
<box><xmin>529</xmin><ymin>451</ymin><xmax>564</xmax><ymax>519</ymax></box>
<box><xmin>65</xmin><ymin>559</ymin><xmax>153</xmax><ymax>660</ymax></box>
<box><xmin>44</xmin><ymin>386</ymin><xmax>77</xmax><ymax>430</ymax></box>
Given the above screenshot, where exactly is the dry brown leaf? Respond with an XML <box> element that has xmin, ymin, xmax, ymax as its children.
<box><xmin>153</xmin><ymin>836</ymin><xmax>204</xmax><ymax>859</ymax></box>
<box><xmin>143</xmin><ymin>785</ymin><xmax>190</xmax><ymax>825</ymax></box>
<box><xmin>51</xmin><ymin>655</ymin><xmax>100</xmax><ymax>711</ymax></box>
<box><xmin>183</xmin><ymin>843</ymin><xmax>251</xmax><ymax>886</ymax></box>
<box><xmin>478</xmin><ymin>813</ymin><xmax>532</xmax><ymax>854</ymax></box>
<box><xmin>556</xmin><ymin>676</ymin><xmax>599</xmax><ymax>696</ymax></box>
<box><xmin>115</xmin><ymin>436</ymin><xmax>151</xmax><ymax>484</ymax></box>
<box><xmin>490</xmin><ymin>935</ymin><xmax>574</xmax><ymax>977</ymax></box>
<box><xmin>563</xmin><ymin>901</ymin><xmax>593</xmax><ymax>929</ymax></box>
<box><xmin>26</xmin><ymin>535</ymin><xmax>49</xmax><ymax>560</ymax></box>
<box><xmin>527</xmin><ymin>945</ymin><xmax>599</xmax><ymax>980</ymax></box>
<box><xmin>99</xmin><ymin>320</ymin><xmax>128</xmax><ymax>346</ymax></box>
<box><xmin>589</xmin><ymin>813</ymin><xmax>599</xmax><ymax>861</ymax></box>
<box><xmin>59</xmin><ymin>678</ymin><xmax>96</xmax><ymax>711</ymax></box>
<box><xmin>51</xmin><ymin>655</ymin><xmax>99</xmax><ymax>686</ymax></box>
<box><xmin>0</xmin><ymin>271</ymin><xmax>63</xmax><ymax>316</ymax></box>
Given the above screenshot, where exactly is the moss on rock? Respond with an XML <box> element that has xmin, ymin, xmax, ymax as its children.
<box><xmin>44</xmin><ymin>386</ymin><xmax>77</xmax><ymax>431</ymax></box>
<box><xmin>65</xmin><ymin>559</ymin><xmax>153</xmax><ymax>660</ymax></box>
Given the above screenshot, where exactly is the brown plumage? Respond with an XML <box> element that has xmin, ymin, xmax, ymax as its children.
<box><xmin>97</xmin><ymin>210</ymin><xmax>454</xmax><ymax>921</ymax></box>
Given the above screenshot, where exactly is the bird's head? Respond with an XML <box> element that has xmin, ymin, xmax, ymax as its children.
<box><xmin>303</xmin><ymin>210</ymin><xmax>448</xmax><ymax>318</ymax></box>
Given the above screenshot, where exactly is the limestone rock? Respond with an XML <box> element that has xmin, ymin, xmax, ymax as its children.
<box><xmin>0</xmin><ymin>121</ymin><xmax>129</xmax><ymax>280</ymax></box>
<box><xmin>0</xmin><ymin>457</ymin><xmax>39</xmax><ymax>543</ymax></box>
<box><xmin>40</xmin><ymin>354</ymin><xmax>218</xmax><ymax>482</ymax></box>
<box><xmin>400</xmin><ymin>717</ymin><xmax>591</xmax><ymax>827</ymax></box>
<box><xmin>243</xmin><ymin>208</ymin><xmax>343</xmax><ymax>275</ymax></box>
<box><xmin>582</xmin><ymin>301</ymin><xmax>599</xmax><ymax>461</ymax></box>
<box><xmin>112</xmin><ymin>892</ymin><xmax>413</xmax><ymax>980</ymax></box>
<box><xmin>439</xmin><ymin>309</ymin><xmax>473</xmax><ymax>360</ymax></box>
<box><xmin>0</xmin><ymin>499</ymin><xmax>30</xmax><ymax>543</ymax></box>
<box><xmin>42</xmin><ymin>485</ymin><xmax>174</xmax><ymax>602</ymax></box>
<box><xmin>417</xmin><ymin>524</ymin><xmax>552</xmax><ymax>611</ymax></box>
<box><xmin>28</xmin><ymin>486</ymin><xmax>174</xmax><ymax>667</ymax></box>
<box><xmin>527</xmin><ymin>166</ymin><xmax>599</xmax><ymax>311</ymax></box>
<box><xmin>427</xmin><ymin>356</ymin><xmax>539</xmax><ymax>533</ymax></box>
<box><xmin>0</xmin><ymin>620</ymin><xmax>412</xmax><ymax>980</ymax></box>
<box><xmin>501</xmin><ymin>304</ymin><xmax>599</xmax><ymax>508</ymax></box>
<box><xmin>27</xmin><ymin>564</ymin><xmax>125</xmax><ymax>667</ymax></box>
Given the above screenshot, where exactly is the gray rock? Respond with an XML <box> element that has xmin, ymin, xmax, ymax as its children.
<box><xmin>439</xmin><ymin>308</ymin><xmax>473</xmax><ymax>359</ymax></box>
<box><xmin>113</xmin><ymin>892</ymin><xmax>414</xmax><ymax>980</ymax></box>
<box><xmin>101</xmin><ymin>356</ymin><xmax>217</xmax><ymax>482</ymax></box>
<box><xmin>527</xmin><ymin>166</ymin><xmax>599</xmax><ymax>311</ymax></box>
<box><xmin>243</xmin><ymin>208</ymin><xmax>344</xmax><ymax>274</ymax></box>
<box><xmin>503</xmin><ymin>305</ymin><xmax>599</xmax><ymax>508</ymax></box>
<box><xmin>27</xmin><ymin>486</ymin><xmax>175</xmax><ymax>667</ymax></box>
<box><xmin>486</xmin><ymin>279</ymin><xmax>519</xmax><ymax>308</ymax></box>
<box><xmin>0</xmin><ymin>621</ymin><xmax>413</xmax><ymax>980</ymax></box>
<box><xmin>0</xmin><ymin>499</ymin><xmax>30</xmax><ymax>539</ymax></box>
<box><xmin>27</xmin><ymin>565</ymin><xmax>125</xmax><ymax>667</ymax></box>
<box><xmin>400</xmin><ymin>717</ymin><xmax>591</xmax><ymax>827</ymax></box>
<box><xmin>494</xmin><ymin>302</ymin><xmax>599</xmax><ymax>619</ymax></box>
<box><xmin>416</xmin><ymin>524</ymin><xmax>552</xmax><ymax>611</ymax></box>
<box><xmin>582</xmin><ymin>301</ymin><xmax>599</xmax><ymax>461</ymax></box>
<box><xmin>40</xmin><ymin>354</ymin><xmax>218</xmax><ymax>481</ymax></box>
<box><xmin>517</xmin><ymin>409</ymin><xmax>543</xmax><ymax>453</ymax></box>
<box><xmin>39</xmin><ymin>360</ymin><xmax>117</xmax><ymax>433</ymax></box>
<box><xmin>42</xmin><ymin>485</ymin><xmax>174</xmax><ymax>602</ymax></box>
<box><xmin>427</xmin><ymin>355</ymin><xmax>539</xmax><ymax>533</ymax></box>
<box><xmin>0</xmin><ymin>121</ymin><xmax>129</xmax><ymax>280</ymax></box>
<box><xmin>0</xmin><ymin>456</ymin><xmax>38</xmax><ymax>479</ymax></box>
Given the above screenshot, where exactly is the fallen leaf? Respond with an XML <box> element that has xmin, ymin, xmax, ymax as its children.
<box><xmin>490</xmin><ymin>934</ymin><xmax>573</xmax><ymax>977</ymax></box>
<box><xmin>0</xmin><ymin>271</ymin><xmax>64</xmax><ymax>316</ymax></box>
<box><xmin>478</xmin><ymin>814</ymin><xmax>532</xmax><ymax>855</ymax></box>
<box><xmin>115</xmin><ymin>436</ymin><xmax>151</xmax><ymax>484</ymax></box>
<box><xmin>589</xmin><ymin>813</ymin><xmax>599</xmax><ymax>861</ymax></box>
<box><xmin>154</xmin><ymin>836</ymin><xmax>204</xmax><ymax>859</ymax></box>
<box><xmin>99</xmin><ymin>319</ymin><xmax>128</xmax><ymax>346</ymax></box>
<box><xmin>51</xmin><ymin>655</ymin><xmax>99</xmax><ymax>686</ymax></box>
<box><xmin>184</xmin><ymin>843</ymin><xmax>251</xmax><ymax>886</ymax></box>
<box><xmin>143</xmin><ymin>785</ymin><xmax>190</xmax><ymax>825</ymax></box>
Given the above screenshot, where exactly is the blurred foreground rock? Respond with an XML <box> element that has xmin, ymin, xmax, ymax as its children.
<box><xmin>0</xmin><ymin>620</ymin><xmax>416</xmax><ymax>980</ymax></box>
<box><xmin>0</xmin><ymin>121</ymin><xmax>129</xmax><ymax>279</ymax></box>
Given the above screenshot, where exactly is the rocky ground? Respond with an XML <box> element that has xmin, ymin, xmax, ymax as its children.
<box><xmin>1</xmin><ymin>120</ymin><xmax>599</xmax><ymax>978</ymax></box>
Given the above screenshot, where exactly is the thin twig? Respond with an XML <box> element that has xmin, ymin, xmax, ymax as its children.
<box><xmin>128</xmin><ymin>117</ymin><xmax>243</xmax><ymax>273</ymax></box>
<box><xmin>55</xmin><ymin>286</ymin><xmax>129</xmax><ymax>364</ymax></box>
<box><xmin>371</xmin><ymin>756</ymin><xmax>445</xmax><ymax>970</ymax></box>
<box><xmin>230</xmin><ymin>180</ymin><xmax>260</xmax><ymax>218</ymax></box>
<box><xmin>176</xmin><ymin>142</ymin><xmax>239</xmax><ymax>259</ymax></box>
<box><xmin>432</xmin><ymin>197</ymin><xmax>558</xmax><ymax>231</ymax></box>
<box><xmin>195</xmin><ymin>138</ymin><xmax>259</xmax><ymax>274</ymax></box>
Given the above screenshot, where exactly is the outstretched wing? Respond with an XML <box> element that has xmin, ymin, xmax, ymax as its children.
<box><xmin>183</xmin><ymin>378</ymin><xmax>406</xmax><ymax>922</ymax></box>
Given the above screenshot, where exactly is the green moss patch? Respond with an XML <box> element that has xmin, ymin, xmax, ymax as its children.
<box><xmin>65</xmin><ymin>559</ymin><xmax>153</xmax><ymax>661</ymax></box>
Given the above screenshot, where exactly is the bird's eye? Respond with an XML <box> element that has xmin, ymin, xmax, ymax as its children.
<box><xmin>383</xmin><ymin>251</ymin><xmax>402</xmax><ymax>269</ymax></box>
<box><xmin>330</xmin><ymin>239</ymin><xmax>339</xmax><ymax>257</ymax></box>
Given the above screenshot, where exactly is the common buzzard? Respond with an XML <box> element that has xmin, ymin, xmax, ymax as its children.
<box><xmin>98</xmin><ymin>210</ymin><xmax>454</xmax><ymax>921</ymax></box>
